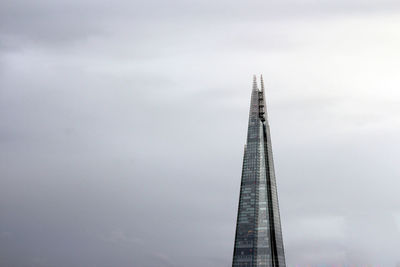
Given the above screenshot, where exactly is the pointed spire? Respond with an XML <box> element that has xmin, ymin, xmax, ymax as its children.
<box><xmin>252</xmin><ymin>74</ymin><xmax>258</xmax><ymax>91</ymax></box>
<box><xmin>260</xmin><ymin>74</ymin><xmax>265</xmax><ymax>92</ymax></box>
<box><xmin>259</xmin><ymin>74</ymin><xmax>268</xmax><ymax>122</ymax></box>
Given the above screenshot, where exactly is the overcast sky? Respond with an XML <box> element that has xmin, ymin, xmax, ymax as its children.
<box><xmin>1</xmin><ymin>0</ymin><xmax>400</xmax><ymax>266</ymax></box>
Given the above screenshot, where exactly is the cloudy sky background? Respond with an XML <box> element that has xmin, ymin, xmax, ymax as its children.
<box><xmin>1</xmin><ymin>0</ymin><xmax>400</xmax><ymax>266</ymax></box>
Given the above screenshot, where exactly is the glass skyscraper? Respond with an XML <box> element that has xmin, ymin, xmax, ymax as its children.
<box><xmin>232</xmin><ymin>76</ymin><xmax>286</xmax><ymax>267</ymax></box>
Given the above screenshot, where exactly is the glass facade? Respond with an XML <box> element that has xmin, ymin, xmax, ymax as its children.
<box><xmin>232</xmin><ymin>76</ymin><xmax>286</xmax><ymax>267</ymax></box>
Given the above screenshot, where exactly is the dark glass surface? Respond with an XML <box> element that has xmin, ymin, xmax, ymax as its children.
<box><xmin>232</xmin><ymin>77</ymin><xmax>286</xmax><ymax>267</ymax></box>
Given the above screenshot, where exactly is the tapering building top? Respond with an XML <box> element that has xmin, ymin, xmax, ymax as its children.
<box><xmin>260</xmin><ymin>75</ymin><xmax>265</xmax><ymax>91</ymax></box>
<box><xmin>232</xmin><ymin>76</ymin><xmax>286</xmax><ymax>267</ymax></box>
<box><xmin>253</xmin><ymin>75</ymin><xmax>258</xmax><ymax>90</ymax></box>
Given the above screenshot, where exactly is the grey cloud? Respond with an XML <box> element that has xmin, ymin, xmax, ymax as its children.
<box><xmin>1</xmin><ymin>1</ymin><xmax>400</xmax><ymax>267</ymax></box>
<box><xmin>1</xmin><ymin>0</ymin><xmax>400</xmax><ymax>48</ymax></box>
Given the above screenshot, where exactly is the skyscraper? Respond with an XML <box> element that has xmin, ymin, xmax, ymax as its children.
<box><xmin>232</xmin><ymin>76</ymin><xmax>286</xmax><ymax>267</ymax></box>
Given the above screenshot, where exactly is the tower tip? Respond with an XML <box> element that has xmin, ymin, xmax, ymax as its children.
<box><xmin>260</xmin><ymin>74</ymin><xmax>265</xmax><ymax>91</ymax></box>
<box><xmin>252</xmin><ymin>74</ymin><xmax>258</xmax><ymax>91</ymax></box>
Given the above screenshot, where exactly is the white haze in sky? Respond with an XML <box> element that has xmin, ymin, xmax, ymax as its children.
<box><xmin>1</xmin><ymin>0</ymin><xmax>400</xmax><ymax>266</ymax></box>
